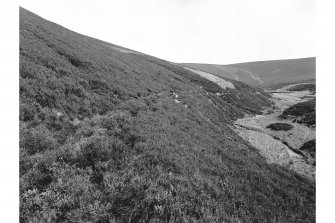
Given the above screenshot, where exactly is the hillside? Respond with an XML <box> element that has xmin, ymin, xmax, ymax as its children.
<box><xmin>280</xmin><ymin>99</ymin><xmax>316</xmax><ymax>128</ymax></box>
<box><xmin>182</xmin><ymin>57</ymin><xmax>315</xmax><ymax>86</ymax></box>
<box><xmin>262</xmin><ymin>79</ymin><xmax>315</xmax><ymax>91</ymax></box>
<box><xmin>20</xmin><ymin>8</ymin><xmax>315</xmax><ymax>223</ymax></box>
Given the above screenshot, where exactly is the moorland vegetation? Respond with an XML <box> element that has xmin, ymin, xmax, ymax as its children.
<box><xmin>19</xmin><ymin>8</ymin><xmax>315</xmax><ymax>223</ymax></box>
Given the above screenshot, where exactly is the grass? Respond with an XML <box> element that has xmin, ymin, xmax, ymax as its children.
<box><xmin>19</xmin><ymin>7</ymin><xmax>315</xmax><ymax>223</ymax></box>
<box><xmin>262</xmin><ymin>79</ymin><xmax>315</xmax><ymax>91</ymax></box>
<box><xmin>182</xmin><ymin>58</ymin><xmax>316</xmax><ymax>86</ymax></box>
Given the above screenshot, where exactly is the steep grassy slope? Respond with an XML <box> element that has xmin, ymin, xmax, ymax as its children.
<box><xmin>182</xmin><ymin>57</ymin><xmax>316</xmax><ymax>86</ymax></box>
<box><xmin>280</xmin><ymin>99</ymin><xmax>316</xmax><ymax>128</ymax></box>
<box><xmin>20</xmin><ymin>8</ymin><xmax>315</xmax><ymax>223</ymax></box>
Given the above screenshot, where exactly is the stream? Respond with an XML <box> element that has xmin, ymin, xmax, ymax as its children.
<box><xmin>233</xmin><ymin>90</ymin><xmax>315</xmax><ymax>180</ymax></box>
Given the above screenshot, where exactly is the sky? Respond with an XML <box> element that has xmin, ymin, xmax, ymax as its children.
<box><xmin>20</xmin><ymin>0</ymin><xmax>315</xmax><ymax>64</ymax></box>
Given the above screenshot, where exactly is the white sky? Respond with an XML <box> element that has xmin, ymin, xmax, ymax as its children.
<box><xmin>20</xmin><ymin>0</ymin><xmax>315</xmax><ymax>64</ymax></box>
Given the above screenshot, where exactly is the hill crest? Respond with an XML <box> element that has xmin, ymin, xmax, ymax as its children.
<box><xmin>182</xmin><ymin>57</ymin><xmax>315</xmax><ymax>86</ymax></box>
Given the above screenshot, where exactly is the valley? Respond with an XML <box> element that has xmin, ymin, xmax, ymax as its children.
<box><xmin>234</xmin><ymin>85</ymin><xmax>316</xmax><ymax>180</ymax></box>
<box><xmin>19</xmin><ymin>8</ymin><xmax>316</xmax><ymax>223</ymax></box>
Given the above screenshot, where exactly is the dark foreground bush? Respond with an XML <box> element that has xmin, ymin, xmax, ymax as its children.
<box><xmin>280</xmin><ymin>100</ymin><xmax>316</xmax><ymax>127</ymax></box>
<box><xmin>266</xmin><ymin>123</ymin><xmax>293</xmax><ymax>131</ymax></box>
<box><xmin>300</xmin><ymin>139</ymin><xmax>316</xmax><ymax>158</ymax></box>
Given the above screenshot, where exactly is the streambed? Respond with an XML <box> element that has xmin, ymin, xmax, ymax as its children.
<box><xmin>233</xmin><ymin>90</ymin><xmax>315</xmax><ymax>180</ymax></box>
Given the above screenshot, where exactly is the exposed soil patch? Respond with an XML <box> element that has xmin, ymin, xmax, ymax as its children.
<box><xmin>183</xmin><ymin>66</ymin><xmax>235</xmax><ymax>89</ymax></box>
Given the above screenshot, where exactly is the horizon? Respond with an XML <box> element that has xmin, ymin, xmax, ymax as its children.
<box><xmin>182</xmin><ymin>56</ymin><xmax>315</xmax><ymax>66</ymax></box>
<box><xmin>20</xmin><ymin>0</ymin><xmax>315</xmax><ymax>64</ymax></box>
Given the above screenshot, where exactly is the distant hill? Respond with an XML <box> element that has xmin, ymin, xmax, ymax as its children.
<box><xmin>182</xmin><ymin>57</ymin><xmax>316</xmax><ymax>86</ymax></box>
<box><xmin>20</xmin><ymin>8</ymin><xmax>315</xmax><ymax>223</ymax></box>
<box><xmin>263</xmin><ymin>78</ymin><xmax>315</xmax><ymax>91</ymax></box>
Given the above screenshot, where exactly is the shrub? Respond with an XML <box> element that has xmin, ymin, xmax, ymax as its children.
<box><xmin>69</xmin><ymin>136</ymin><xmax>109</xmax><ymax>169</ymax></box>
<box><xmin>266</xmin><ymin>123</ymin><xmax>293</xmax><ymax>131</ymax></box>
<box><xmin>19</xmin><ymin>103</ymin><xmax>36</xmax><ymax>122</ymax></box>
<box><xmin>19</xmin><ymin>8</ymin><xmax>315</xmax><ymax>222</ymax></box>
<box><xmin>20</xmin><ymin>125</ymin><xmax>58</xmax><ymax>155</ymax></box>
<box><xmin>299</xmin><ymin>139</ymin><xmax>316</xmax><ymax>158</ymax></box>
